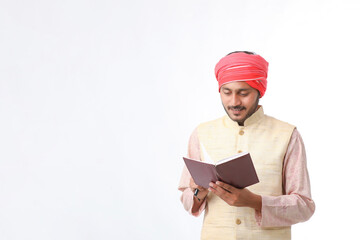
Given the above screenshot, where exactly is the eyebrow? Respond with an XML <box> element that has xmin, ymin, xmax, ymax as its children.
<box><xmin>222</xmin><ymin>87</ymin><xmax>251</xmax><ymax>92</ymax></box>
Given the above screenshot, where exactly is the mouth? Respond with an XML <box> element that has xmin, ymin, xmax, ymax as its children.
<box><xmin>228</xmin><ymin>106</ymin><xmax>246</xmax><ymax>115</ymax></box>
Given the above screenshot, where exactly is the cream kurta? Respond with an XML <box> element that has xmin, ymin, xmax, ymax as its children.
<box><xmin>178</xmin><ymin>107</ymin><xmax>315</xmax><ymax>239</ymax></box>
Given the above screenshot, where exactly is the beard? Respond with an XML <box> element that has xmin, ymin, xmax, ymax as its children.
<box><xmin>223</xmin><ymin>96</ymin><xmax>259</xmax><ymax>126</ymax></box>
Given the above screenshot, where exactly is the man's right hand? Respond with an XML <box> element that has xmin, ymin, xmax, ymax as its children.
<box><xmin>190</xmin><ymin>178</ymin><xmax>209</xmax><ymax>201</ymax></box>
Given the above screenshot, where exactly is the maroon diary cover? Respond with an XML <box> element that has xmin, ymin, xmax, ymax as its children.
<box><xmin>183</xmin><ymin>152</ymin><xmax>259</xmax><ymax>189</ymax></box>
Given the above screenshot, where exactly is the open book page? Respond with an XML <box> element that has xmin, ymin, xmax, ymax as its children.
<box><xmin>200</xmin><ymin>142</ymin><xmax>249</xmax><ymax>165</ymax></box>
<box><xmin>216</xmin><ymin>151</ymin><xmax>249</xmax><ymax>165</ymax></box>
<box><xmin>200</xmin><ymin>142</ymin><xmax>213</xmax><ymax>164</ymax></box>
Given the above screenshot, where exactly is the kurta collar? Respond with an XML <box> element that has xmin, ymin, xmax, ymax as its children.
<box><xmin>223</xmin><ymin>106</ymin><xmax>265</xmax><ymax>129</ymax></box>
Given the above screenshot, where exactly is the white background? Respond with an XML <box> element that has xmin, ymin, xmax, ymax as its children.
<box><xmin>1</xmin><ymin>0</ymin><xmax>359</xmax><ymax>239</ymax></box>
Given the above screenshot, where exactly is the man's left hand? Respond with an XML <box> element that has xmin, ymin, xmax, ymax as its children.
<box><xmin>209</xmin><ymin>181</ymin><xmax>262</xmax><ymax>211</ymax></box>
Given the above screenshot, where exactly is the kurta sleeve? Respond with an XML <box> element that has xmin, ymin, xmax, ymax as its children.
<box><xmin>255</xmin><ymin>128</ymin><xmax>315</xmax><ymax>227</ymax></box>
<box><xmin>178</xmin><ymin>128</ymin><xmax>207</xmax><ymax>216</ymax></box>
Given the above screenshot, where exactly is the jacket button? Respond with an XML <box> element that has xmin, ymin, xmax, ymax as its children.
<box><xmin>237</xmin><ymin>150</ymin><xmax>242</xmax><ymax>153</ymax></box>
<box><xmin>239</xmin><ymin>130</ymin><xmax>245</xmax><ymax>135</ymax></box>
<box><xmin>236</xmin><ymin>218</ymin><xmax>242</xmax><ymax>225</ymax></box>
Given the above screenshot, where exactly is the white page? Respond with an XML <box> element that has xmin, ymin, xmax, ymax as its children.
<box><xmin>216</xmin><ymin>151</ymin><xmax>249</xmax><ymax>165</ymax></box>
<box><xmin>200</xmin><ymin>142</ymin><xmax>213</xmax><ymax>164</ymax></box>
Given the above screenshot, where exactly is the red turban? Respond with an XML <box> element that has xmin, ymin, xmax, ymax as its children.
<box><xmin>214</xmin><ymin>52</ymin><xmax>269</xmax><ymax>98</ymax></box>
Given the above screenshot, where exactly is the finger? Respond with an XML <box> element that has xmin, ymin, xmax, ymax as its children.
<box><xmin>215</xmin><ymin>181</ymin><xmax>236</xmax><ymax>193</ymax></box>
<box><xmin>209</xmin><ymin>182</ymin><xmax>231</xmax><ymax>198</ymax></box>
<box><xmin>193</xmin><ymin>186</ymin><xmax>207</xmax><ymax>194</ymax></box>
<box><xmin>189</xmin><ymin>178</ymin><xmax>197</xmax><ymax>190</ymax></box>
<box><xmin>189</xmin><ymin>178</ymin><xmax>207</xmax><ymax>191</ymax></box>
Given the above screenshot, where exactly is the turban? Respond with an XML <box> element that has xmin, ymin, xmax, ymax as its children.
<box><xmin>214</xmin><ymin>52</ymin><xmax>269</xmax><ymax>98</ymax></box>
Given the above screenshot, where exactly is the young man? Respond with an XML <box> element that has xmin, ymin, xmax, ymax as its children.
<box><xmin>178</xmin><ymin>51</ymin><xmax>315</xmax><ymax>240</ymax></box>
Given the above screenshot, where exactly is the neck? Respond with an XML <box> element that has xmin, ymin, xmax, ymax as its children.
<box><xmin>237</xmin><ymin>104</ymin><xmax>260</xmax><ymax>126</ymax></box>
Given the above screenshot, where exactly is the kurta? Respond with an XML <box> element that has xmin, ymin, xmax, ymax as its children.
<box><xmin>178</xmin><ymin>107</ymin><xmax>315</xmax><ymax>239</ymax></box>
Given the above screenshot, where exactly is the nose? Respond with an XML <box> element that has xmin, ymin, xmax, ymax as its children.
<box><xmin>231</xmin><ymin>93</ymin><xmax>241</xmax><ymax>106</ymax></box>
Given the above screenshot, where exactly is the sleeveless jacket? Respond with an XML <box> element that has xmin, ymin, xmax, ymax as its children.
<box><xmin>197</xmin><ymin>107</ymin><xmax>295</xmax><ymax>240</ymax></box>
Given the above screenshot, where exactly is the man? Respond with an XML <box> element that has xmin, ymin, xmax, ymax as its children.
<box><xmin>178</xmin><ymin>51</ymin><xmax>315</xmax><ymax>240</ymax></box>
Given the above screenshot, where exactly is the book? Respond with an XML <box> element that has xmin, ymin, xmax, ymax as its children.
<box><xmin>183</xmin><ymin>152</ymin><xmax>259</xmax><ymax>189</ymax></box>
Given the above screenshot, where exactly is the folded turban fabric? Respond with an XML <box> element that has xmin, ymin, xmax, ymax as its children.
<box><xmin>214</xmin><ymin>52</ymin><xmax>269</xmax><ymax>98</ymax></box>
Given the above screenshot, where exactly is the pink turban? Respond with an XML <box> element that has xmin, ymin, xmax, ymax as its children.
<box><xmin>214</xmin><ymin>52</ymin><xmax>269</xmax><ymax>98</ymax></box>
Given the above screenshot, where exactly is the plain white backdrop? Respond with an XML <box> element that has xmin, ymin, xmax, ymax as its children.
<box><xmin>1</xmin><ymin>0</ymin><xmax>360</xmax><ymax>239</ymax></box>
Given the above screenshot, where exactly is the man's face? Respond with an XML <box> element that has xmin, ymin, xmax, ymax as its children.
<box><xmin>220</xmin><ymin>81</ymin><xmax>260</xmax><ymax>126</ymax></box>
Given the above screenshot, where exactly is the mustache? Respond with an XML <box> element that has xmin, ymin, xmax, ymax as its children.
<box><xmin>228</xmin><ymin>105</ymin><xmax>246</xmax><ymax>111</ymax></box>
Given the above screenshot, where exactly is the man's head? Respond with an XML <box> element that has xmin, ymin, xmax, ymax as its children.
<box><xmin>214</xmin><ymin>51</ymin><xmax>268</xmax><ymax>125</ymax></box>
<box><xmin>220</xmin><ymin>81</ymin><xmax>260</xmax><ymax>125</ymax></box>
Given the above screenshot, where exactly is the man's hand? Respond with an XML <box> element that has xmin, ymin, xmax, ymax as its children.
<box><xmin>189</xmin><ymin>178</ymin><xmax>209</xmax><ymax>214</ymax></box>
<box><xmin>209</xmin><ymin>181</ymin><xmax>262</xmax><ymax>211</ymax></box>
<box><xmin>190</xmin><ymin>178</ymin><xmax>209</xmax><ymax>201</ymax></box>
